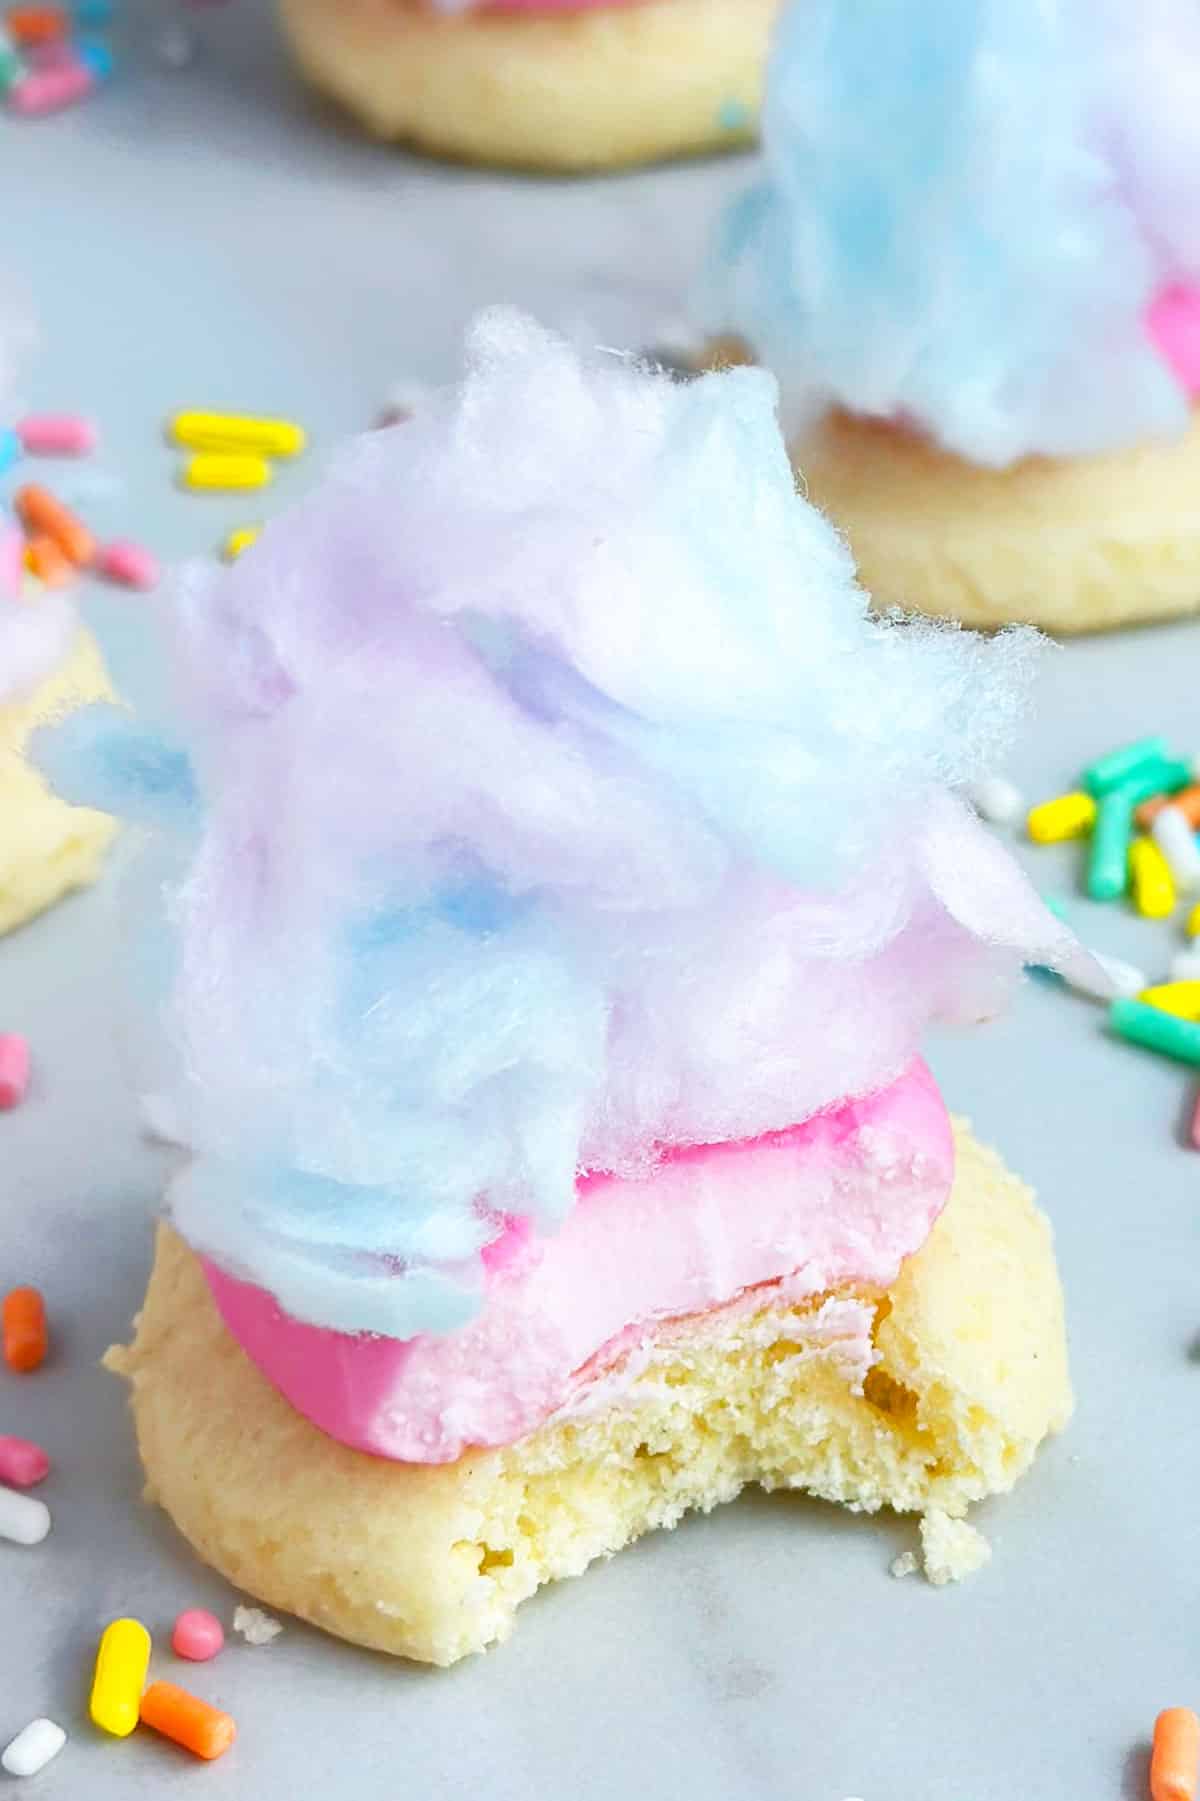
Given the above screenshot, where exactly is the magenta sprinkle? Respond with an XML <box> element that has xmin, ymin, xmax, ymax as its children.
<box><xmin>97</xmin><ymin>540</ymin><xmax>159</xmax><ymax>592</ymax></box>
<box><xmin>171</xmin><ymin>1610</ymin><xmax>225</xmax><ymax>1662</ymax></box>
<box><xmin>0</xmin><ymin>1437</ymin><xmax>50</xmax><ymax>1488</ymax></box>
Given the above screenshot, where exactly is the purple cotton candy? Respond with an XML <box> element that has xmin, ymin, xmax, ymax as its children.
<box><xmin>47</xmin><ymin>311</ymin><xmax>1093</xmax><ymax>1339</ymax></box>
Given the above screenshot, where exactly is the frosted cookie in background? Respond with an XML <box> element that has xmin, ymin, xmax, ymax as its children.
<box><xmin>49</xmin><ymin>312</ymin><xmax>1091</xmax><ymax>1662</ymax></box>
<box><xmin>700</xmin><ymin>0</ymin><xmax>1200</xmax><ymax>634</ymax></box>
<box><xmin>277</xmin><ymin>0</ymin><xmax>782</xmax><ymax>170</ymax></box>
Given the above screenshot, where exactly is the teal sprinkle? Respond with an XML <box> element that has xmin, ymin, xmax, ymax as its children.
<box><xmin>1082</xmin><ymin>736</ymin><xmax>1169</xmax><ymax>796</ymax></box>
<box><xmin>1109</xmin><ymin>999</ymin><xmax>1200</xmax><ymax>1067</ymax></box>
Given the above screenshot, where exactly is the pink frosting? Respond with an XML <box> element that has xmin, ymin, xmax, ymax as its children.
<box><xmin>202</xmin><ymin>1060</ymin><xmax>954</xmax><ymax>1464</ymax></box>
<box><xmin>1148</xmin><ymin>283</ymin><xmax>1200</xmax><ymax>397</ymax></box>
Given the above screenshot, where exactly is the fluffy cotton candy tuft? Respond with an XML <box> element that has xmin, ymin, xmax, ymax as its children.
<box><xmin>701</xmin><ymin>0</ymin><xmax>1200</xmax><ymax>466</ymax></box>
<box><xmin>42</xmin><ymin>311</ymin><xmax>1086</xmax><ymax>1338</ymax></box>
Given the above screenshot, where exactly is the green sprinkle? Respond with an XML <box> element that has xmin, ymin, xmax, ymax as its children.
<box><xmin>0</xmin><ymin>47</ymin><xmax>25</xmax><ymax>95</ymax></box>
<box><xmin>1082</xmin><ymin>737</ymin><xmax>1169</xmax><ymax>796</ymax></box>
<box><xmin>1087</xmin><ymin>787</ymin><xmax>1138</xmax><ymax>900</ymax></box>
<box><xmin>1109</xmin><ymin>998</ymin><xmax>1200</xmax><ymax>1066</ymax></box>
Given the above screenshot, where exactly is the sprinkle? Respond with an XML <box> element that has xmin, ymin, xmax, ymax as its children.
<box><xmin>2</xmin><ymin>1286</ymin><xmax>47</xmax><ymax>1372</ymax></box>
<box><xmin>0</xmin><ymin>33</ymin><xmax>25</xmax><ymax>95</ymax></box>
<box><xmin>16</xmin><ymin>413</ymin><xmax>97</xmax><ymax>456</ymax></box>
<box><xmin>0</xmin><ymin>1436</ymin><xmax>50</xmax><ymax>1487</ymax></box>
<box><xmin>73</xmin><ymin>0</ymin><xmax>113</xmax><ymax>22</ymax></box>
<box><xmin>1130</xmin><ymin>837</ymin><xmax>1177</xmax><ymax>919</ymax></box>
<box><xmin>1026</xmin><ymin>790</ymin><xmax>1095</xmax><ymax>843</ymax></box>
<box><xmin>1172</xmin><ymin>949</ymin><xmax>1200</xmax><ymax>982</ymax></box>
<box><xmin>1191</xmin><ymin>1090</ymin><xmax>1200</xmax><ymax>1152</ymax></box>
<box><xmin>154</xmin><ymin>23</ymin><xmax>195</xmax><ymax>67</ymax></box>
<box><xmin>23</xmin><ymin>533</ymin><xmax>74</xmax><ymax>587</ymax></box>
<box><xmin>0</xmin><ymin>426</ymin><xmax>21</xmax><ymax>473</ymax></box>
<box><xmin>221</xmin><ymin>524</ymin><xmax>260</xmax><ymax>561</ymax></box>
<box><xmin>5</xmin><ymin>7</ymin><xmax>68</xmax><ymax>46</ymax></box>
<box><xmin>170</xmin><ymin>412</ymin><xmax>306</xmax><ymax>459</ymax></box>
<box><xmin>1152</xmin><ymin>806</ymin><xmax>1200</xmax><ymax>892</ymax></box>
<box><xmin>97</xmin><ymin>539</ymin><xmax>159</xmax><ymax>591</ymax></box>
<box><xmin>15</xmin><ymin>483</ymin><xmax>94</xmax><ymax>566</ymax></box>
<box><xmin>181</xmin><ymin>452</ymin><xmax>272</xmax><ymax>492</ymax></box>
<box><xmin>1066</xmin><ymin>951</ymin><xmax>1142</xmax><ymax>1003</ymax></box>
<box><xmin>968</xmin><ymin>773</ymin><xmax>1023</xmax><ymax>824</ymax></box>
<box><xmin>0</xmin><ymin>1485</ymin><xmax>50</xmax><ymax>1545</ymax></box>
<box><xmin>172</xmin><ymin>1609</ymin><xmax>225</xmax><ymax>1662</ymax></box>
<box><xmin>1137</xmin><ymin>783</ymin><xmax>1200</xmax><ymax>829</ymax></box>
<box><xmin>89</xmin><ymin>1618</ymin><xmax>152</xmax><ymax>1739</ymax></box>
<box><xmin>1088</xmin><ymin>788</ymin><xmax>1138</xmax><ymax>900</ymax></box>
<box><xmin>1</xmin><ymin>1718</ymin><xmax>66</xmax><ymax>1777</ymax></box>
<box><xmin>7</xmin><ymin>47</ymin><xmax>103</xmax><ymax>114</ymax></box>
<box><xmin>1138</xmin><ymin>981</ymin><xmax>1200</xmax><ymax>1021</ymax></box>
<box><xmin>1082</xmin><ymin>735</ymin><xmax>1169</xmax><ymax>796</ymax></box>
<box><xmin>232</xmin><ymin>1604</ymin><xmax>282</xmax><ymax>1645</ymax></box>
<box><xmin>1151</xmin><ymin>1707</ymin><xmax>1200</xmax><ymax>1801</ymax></box>
<box><xmin>1109</xmin><ymin>998</ymin><xmax>1200</xmax><ymax>1067</ymax></box>
<box><xmin>139</xmin><ymin>1681</ymin><xmax>236</xmax><ymax>1761</ymax></box>
<box><xmin>0</xmin><ymin>1031</ymin><xmax>30</xmax><ymax>1108</ymax></box>
<box><xmin>1188</xmin><ymin>903</ymin><xmax>1200</xmax><ymax>940</ymax></box>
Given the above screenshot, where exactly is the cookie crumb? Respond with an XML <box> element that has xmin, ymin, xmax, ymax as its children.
<box><xmin>919</xmin><ymin>1510</ymin><xmax>991</xmax><ymax>1586</ymax></box>
<box><xmin>232</xmin><ymin>1605</ymin><xmax>282</xmax><ymax>1646</ymax></box>
<box><xmin>889</xmin><ymin>1550</ymin><xmax>918</xmax><ymax>1579</ymax></box>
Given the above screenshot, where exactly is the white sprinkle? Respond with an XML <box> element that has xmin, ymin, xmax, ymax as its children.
<box><xmin>233</xmin><ymin>1604</ymin><xmax>283</xmax><ymax>1645</ymax></box>
<box><xmin>2</xmin><ymin>1719</ymin><xmax>66</xmax><ymax>1778</ymax></box>
<box><xmin>1065</xmin><ymin>951</ymin><xmax>1144</xmax><ymax>1003</ymax></box>
<box><xmin>1171</xmin><ymin>948</ymin><xmax>1200</xmax><ymax>982</ymax></box>
<box><xmin>155</xmin><ymin>23</ymin><xmax>196</xmax><ymax>67</ymax></box>
<box><xmin>0</xmin><ymin>1485</ymin><xmax>50</xmax><ymax>1546</ymax></box>
<box><xmin>1152</xmin><ymin>806</ymin><xmax>1200</xmax><ymax>891</ymax></box>
<box><xmin>889</xmin><ymin>1550</ymin><xmax>918</xmax><ymax>1579</ymax></box>
<box><xmin>967</xmin><ymin>774</ymin><xmax>1023</xmax><ymax>825</ymax></box>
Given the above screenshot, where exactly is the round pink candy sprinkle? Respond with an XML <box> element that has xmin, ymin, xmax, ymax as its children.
<box><xmin>97</xmin><ymin>540</ymin><xmax>160</xmax><ymax>592</ymax></box>
<box><xmin>171</xmin><ymin>1609</ymin><xmax>224</xmax><ymax>1662</ymax></box>
<box><xmin>0</xmin><ymin>1436</ymin><xmax>51</xmax><ymax>1488</ymax></box>
<box><xmin>16</xmin><ymin>415</ymin><xmax>98</xmax><ymax>457</ymax></box>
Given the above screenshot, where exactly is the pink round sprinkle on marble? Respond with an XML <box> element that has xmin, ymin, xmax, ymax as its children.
<box><xmin>0</xmin><ymin>1035</ymin><xmax>30</xmax><ymax>1111</ymax></box>
<box><xmin>0</xmin><ymin>1436</ymin><xmax>50</xmax><ymax>1488</ymax></box>
<box><xmin>97</xmin><ymin>540</ymin><xmax>160</xmax><ymax>592</ymax></box>
<box><xmin>171</xmin><ymin>1609</ymin><xmax>224</xmax><ymax>1662</ymax></box>
<box><xmin>16</xmin><ymin>415</ymin><xmax>98</xmax><ymax>457</ymax></box>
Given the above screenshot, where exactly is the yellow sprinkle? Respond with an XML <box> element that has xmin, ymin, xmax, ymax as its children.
<box><xmin>1026</xmin><ymin>791</ymin><xmax>1097</xmax><ymax>844</ymax></box>
<box><xmin>222</xmin><ymin>525</ymin><xmax>261</xmax><ymax>561</ymax></box>
<box><xmin>89</xmin><ymin>1618</ymin><xmax>152</xmax><ymax>1739</ymax></box>
<box><xmin>1188</xmin><ymin>901</ymin><xmax>1200</xmax><ymax>938</ymax></box>
<box><xmin>170</xmin><ymin>412</ymin><xmax>306</xmax><ymax>459</ymax></box>
<box><xmin>1138</xmin><ymin>980</ymin><xmax>1200</xmax><ymax>1020</ymax></box>
<box><xmin>181</xmin><ymin>454</ymin><xmax>272</xmax><ymax>493</ymax></box>
<box><xmin>1129</xmin><ymin>836</ymin><xmax>1177</xmax><ymax>919</ymax></box>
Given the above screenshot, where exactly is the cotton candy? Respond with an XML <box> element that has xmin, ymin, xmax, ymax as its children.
<box><xmin>40</xmin><ymin>310</ymin><xmax>1089</xmax><ymax>1339</ymax></box>
<box><xmin>702</xmin><ymin>0</ymin><xmax>1200</xmax><ymax>467</ymax></box>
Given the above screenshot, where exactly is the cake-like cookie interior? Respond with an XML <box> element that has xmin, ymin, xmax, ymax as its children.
<box><xmin>107</xmin><ymin>1122</ymin><xmax>1071</xmax><ymax>1666</ymax></box>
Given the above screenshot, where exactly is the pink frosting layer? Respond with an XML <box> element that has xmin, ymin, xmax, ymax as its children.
<box><xmin>202</xmin><ymin>1060</ymin><xmax>953</xmax><ymax>1464</ymax></box>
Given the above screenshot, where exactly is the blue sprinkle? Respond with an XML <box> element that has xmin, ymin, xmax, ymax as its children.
<box><xmin>77</xmin><ymin>39</ymin><xmax>114</xmax><ymax>82</ymax></box>
<box><xmin>0</xmin><ymin>429</ymin><xmax>20</xmax><ymax>478</ymax></box>
<box><xmin>73</xmin><ymin>0</ymin><xmax>114</xmax><ymax>23</ymax></box>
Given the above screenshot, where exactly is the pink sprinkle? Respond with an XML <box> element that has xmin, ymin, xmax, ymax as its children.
<box><xmin>97</xmin><ymin>540</ymin><xmax>159</xmax><ymax>592</ymax></box>
<box><xmin>7</xmin><ymin>60</ymin><xmax>95</xmax><ymax>116</ymax></box>
<box><xmin>16</xmin><ymin>415</ymin><xmax>98</xmax><ymax>457</ymax></box>
<box><xmin>1190</xmin><ymin>1088</ymin><xmax>1200</xmax><ymax>1150</ymax></box>
<box><xmin>171</xmin><ymin>1609</ymin><xmax>225</xmax><ymax>1662</ymax></box>
<box><xmin>1148</xmin><ymin>283</ymin><xmax>1200</xmax><ymax>399</ymax></box>
<box><xmin>0</xmin><ymin>1035</ymin><xmax>30</xmax><ymax>1111</ymax></box>
<box><xmin>0</xmin><ymin>528</ymin><xmax>23</xmax><ymax>599</ymax></box>
<box><xmin>0</xmin><ymin>1436</ymin><xmax>51</xmax><ymax>1488</ymax></box>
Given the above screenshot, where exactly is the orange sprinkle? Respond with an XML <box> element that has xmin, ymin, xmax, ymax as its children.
<box><xmin>2</xmin><ymin>1287</ymin><xmax>47</xmax><ymax>1374</ymax></box>
<box><xmin>14</xmin><ymin>484</ymin><xmax>95</xmax><ymax>568</ymax></box>
<box><xmin>5</xmin><ymin>6</ymin><xmax>68</xmax><ymax>44</ymax></box>
<box><xmin>23</xmin><ymin>534</ymin><xmax>75</xmax><ymax>589</ymax></box>
<box><xmin>1152</xmin><ymin>1708</ymin><xmax>1200</xmax><ymax>1801</ymax></box>
<box><xmin>1137</xmin><ymin>785</ymin><xmax>1200</xmax><ymax>830</ymax></box>
<box><xmin>139</xmin><ymin>1683</ymin><xmax>236</xmax><ymax>1762</ymax></box>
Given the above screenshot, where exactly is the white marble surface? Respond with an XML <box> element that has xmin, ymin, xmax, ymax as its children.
<box><xmin>2</xmin><ymin>6</ymin><xmax>1198</xmax><ymax>1797</ymax></box>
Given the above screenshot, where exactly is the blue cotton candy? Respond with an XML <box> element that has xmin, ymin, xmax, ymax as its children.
<box><xmin>702</xmin><ymin>0</ymin><xmax>1200</xmax><ymax>465</ymax></box>
<box><xmin>39</xmin><ymin>311</ymin><xmax>1088</xmax><ymax>1339</ymax></box>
